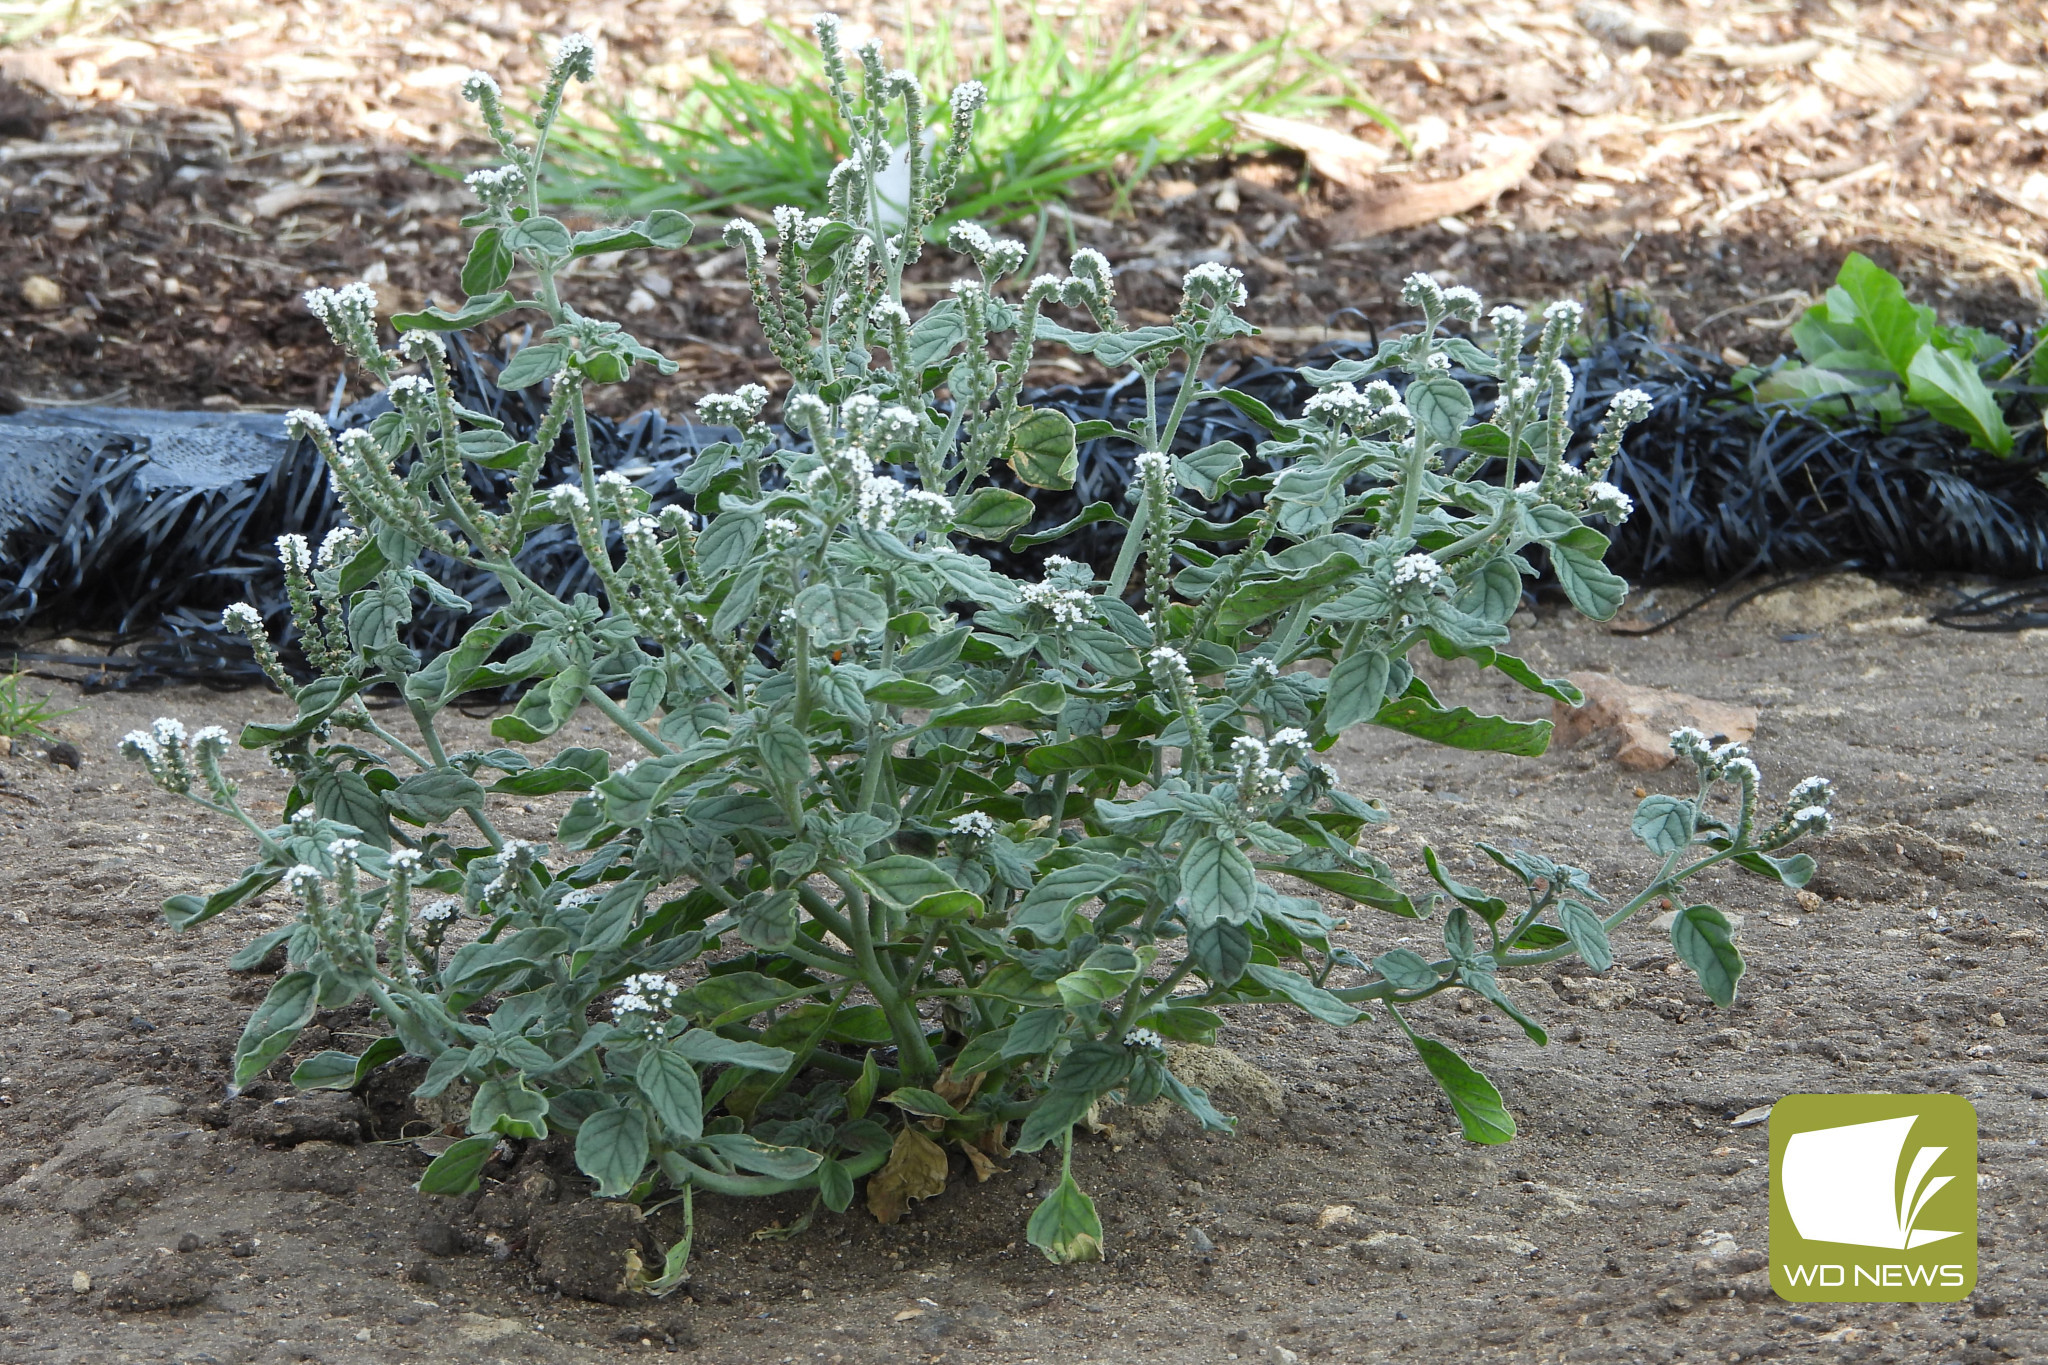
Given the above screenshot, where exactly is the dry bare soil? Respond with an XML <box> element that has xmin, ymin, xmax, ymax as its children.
<box><xmin>0</xmin><ymin>578</ymin><xmax>2043</xmax><ymax>1364</ymax></box>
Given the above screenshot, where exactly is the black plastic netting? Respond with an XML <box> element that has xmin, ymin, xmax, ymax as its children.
<box><xmin>4</xmin><ymin>311</ymin><xmax>2046</xmax><ymax>691</ymax></box>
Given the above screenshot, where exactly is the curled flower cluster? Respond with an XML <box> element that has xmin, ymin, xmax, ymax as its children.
<box><xmin>121</xmin><ymin>717</ymin><xmax>210</xmax><ymax>795</ymax></box>
<box><xmin>1400</xmin><ymin>272</ymin><xmax>1446</xmax><ymax>314</ymax></box>
<box><xmin>1391</xmin><ymin>553</ymin><xmax>1443</xmax><ymax>588</ymax></box>
<box><xmin>949</xmin><ymin>79</ymin><xmax>988</xmax><ymax>119</ymax></box>
<box><xmin>1668</xmin><ymin>727</ymin><xmax>1753</xmax><ymax>779</ymax></box>
<box><xmin>855</xmin><ymin>471</ymin><xmax>905</xmax><ymax>530</ymax></box>
<box><xmin>1608</xmin><ymin>387</ymin><xmax>1653</xmax><ymax>424</ymax></box>
<box><xmin>1229</xmin><ymin>734</ymin><xmax>1288</xmax><ymax>803</ymax></box>
<box><xmin>1305</xmin><ymin>380</ymin><xmax>1413</xmax><ymax>443</ymax></box>
<box><xmin>415</xmin><ymin>899</ymin><xmax>460</xmax><ymax>925</ymax></box>
<box><xmin>1584</xmin><ymin>481</ymin><xmax>1634</xmax><ymax>522</ymax></box>
<box><xmin>1786</xmin><ymin>776</ymin><xmax>1834</xmax><ymax>808</ymax></box>
<box><xmin>276</xmin><ymin>533</ymin><xmax>311</xmax><ymax>573</ymax></box>
<box><xmin>1181</xmin><ymin>261</ymin><xmax>1247</xmax><ymax>311</ymax></box>
<box><xmin>696</xmin><ymin>383</ymin><xmax>770</xmax><ymax>429</ymax></box>
<box><xmin>464</xmin><ymin>164</ymin><xmax>527</xmax><ymax>208</ymax></box>
<box><xmin>387</xmin><ymin>374</ymin><xmax>435</xmax><ymax>405</ymax></box>
<box><xmin>1439</xmin><ymin>284</ymin><xmax>1483</xmax><ymax>321</ymax></box>
<box><xmin>949</xmin><ymin>811</ymin><xmax>998</xmax><ymax>839</ymax></box>
<box><xmin>1121</xmin><ymin>1027</ymin><xmax>1165</xmax><ymax>1053</ymax></box>
<box><xmin>318</xmin><ymin>525</ymin><xmax>364</xmax><ymax>567</ymax></box>
<box><xmin>1061</xmin><ymin>248</ymin><xmax>1116</xmax><ymax>319</ymax></box>
<box><xmin>1018</xmin><ymin>578</ymin><xmax>1094</xmax><ymax>630</ymax></box>
<box><xmin>303</xmin><ymin>283</ymin><xmax>382</xmax><ymax>364</ymax></box>
<box><xmin>550</xmin><ymin>32</ymin><xmax>598</xmax><ymax>84</ymax></box>
<box><xmin>613</xmin><ymin>971</ymin><xmax>681</xmax><ymax>1019</ymax></box>
<box><xmin>893</xmin><ymin>487</ymin><xmax>953</xmax><ymax>532</ymax></box>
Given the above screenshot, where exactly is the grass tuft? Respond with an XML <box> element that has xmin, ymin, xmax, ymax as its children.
<box><xmin>0</xmin><ymin>668</ymin><xmax>76</xmax><ymax>743</ymax></box>
<box><xmin>537</xmin><ymin>3</ymin><xmax>1392</xmax><ymax>229</ymax></box>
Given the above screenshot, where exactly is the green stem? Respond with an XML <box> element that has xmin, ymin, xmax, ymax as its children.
<box><xmin>584</xmin><ymin>685</ymin><xmax>670</xmax><ymax>756</ymax></box>
<box><xmin>1105</xmin><ymin>486</ymin><xmax>1149</xmax><ymax>599</ymax></box>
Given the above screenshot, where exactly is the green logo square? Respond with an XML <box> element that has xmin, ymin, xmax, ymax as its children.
<box><xmin>1769</xmin><ymin>1093</ymin><xmax>1977</xmax><ymax>1302</ymax></box>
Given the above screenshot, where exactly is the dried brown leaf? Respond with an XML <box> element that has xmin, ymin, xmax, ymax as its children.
<box><xmin>865</xmin><ymin>1127</ymin><xmax>948</xmax><ymax>1225</ymax></box>
<box><xmin>1329</xmin><ymin>139</ymin><xmax>1549</xmax><ymax>242</ymax></box>
<box><xmin>958</xmin><ymin>1140</ymin><xmax>1007</xmax><ymax>1183</ymax></box>
<box><xmin>1227</xmin><ymin>111</ymin><xmax>1388</xmax><ymax>192</ymax></box>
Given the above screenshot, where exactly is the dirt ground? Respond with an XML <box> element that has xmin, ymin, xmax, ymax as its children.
<box><xmin>0</xmin><ymin>576</ymin><xmax>2043</xmax><ymax>1363</ymax></box>
<box><xmin>2</xmin><ymin>0</ymin><xmax>2045</xmax><ymax>418</ymax></box>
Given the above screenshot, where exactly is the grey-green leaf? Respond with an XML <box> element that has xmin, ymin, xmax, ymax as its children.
<box><xmin>1670</xmin><ymin>903</ymin><xmax>1743</xmax><ymax>1007</ymax></box>
<box><xmin>1179</xmin><ymin>836</ymin><xmax>1257</xmax><ymax>930</ymax></box>
<box><xmin>575</xmin><ymin>1107</ymin><xmax>650</xmax><ymax>1197</ymax></box>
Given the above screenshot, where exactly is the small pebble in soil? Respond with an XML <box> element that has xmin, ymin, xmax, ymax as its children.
<box><xmin>45</xmin><ymin>742</ymin><xmax>80</xmax><ymax>770</ymax></box>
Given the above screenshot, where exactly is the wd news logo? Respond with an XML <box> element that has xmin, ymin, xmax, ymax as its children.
<box><xmin>1769</xmin><ymin>1094</ymin><xmax>1977</xmax><ymax>1302</ymax></box>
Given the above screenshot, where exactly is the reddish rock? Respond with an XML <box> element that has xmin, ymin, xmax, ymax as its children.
<box><xmin>1553</xmin><ymin>673</ymin><xmax>1757</xmax><ymax>771</ymax></box>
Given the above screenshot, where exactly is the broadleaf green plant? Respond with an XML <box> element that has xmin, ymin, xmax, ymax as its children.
<box><xmin>1736</xmin><ymin>252</ymin><xmax>2020</xmax><ymax>455</ymax></box>
<box><xmin>126</xmin><ymin>23</ymin><xmax>1833</xmax><ymax>1281</ymax></box>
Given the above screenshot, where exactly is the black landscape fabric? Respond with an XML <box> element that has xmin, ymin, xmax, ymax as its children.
<box><xmin>3</xmin><ymin>318</ymin><xmax>2045</xmax><ymax>691</ymax></box>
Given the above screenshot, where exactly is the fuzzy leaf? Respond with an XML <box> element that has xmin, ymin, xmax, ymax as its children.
<box><xmin>417</xmin><ymin>1135</ymin><xmax>496</xmax><ymax>1197</ymax></box>
<box><xmin>1406</xmin><ymin>372</ymin><xmax>1475</xmax><ymax>446</ymax></box>
<box><xmin>1179</xmin><ymin>836</ymin><xmax>1257</xmax><ymax>930</ymax></box>
<box><xmin>1026</xmin><ymin>1171</ymin><xmax>1104</xmax><ymax>1264</ymax></box>
<box><xmin>952</xmin><ymin>487</ymin><xmax>1036</xmax><ymax>540</ymax></box>
<box><xmin>1670</xmin><ymin>903</ymin><xmax>1744</xmax><ymax>1007</ymax></box>
<box><xmin>1410</xmin><ymin>1034</ymin><xmax>1515</xmax><ymax>1144</ymax></box>
<box><xmin>1631</xmin><ymin>795</ymin><xmax>1697</xmax><ymax>856</ymax></box>
<box><xmin>575</xmin><ymin>1107</ymin><xmax>650</xmax><ymax>1197</ymax></box>
<box><xmin>794</xmin><ymin>583</ymin><xmax>888</xmax><ymax>643</ymax></box>
<box><xmin>1006</xmin><ymin>409</ymin><xmax>1078</xmax><ymax>490</ymax></box>
<box><xmin>1323</xmin><ymin>648</ymin><xmax>1391</xmax><ymax>733</ymax></box>
<box><xmin>636</xmin><ymin>1048</ymin><xmax>705</xmax><ymax>1142</ymax></box>
<box><xmin>1558</xmin><ymin>899</ymin><xmax>1614</xmax><ymax>973</ymax></box>
<box><xmin>232</xmin><ymin>971</ymin><xmax>319</xmax><ymax>1090</ymax></box>
<box><xmin>392</xmin><ymin>291</ymin><xmax>516</xmax><ymax>333</ymax></box>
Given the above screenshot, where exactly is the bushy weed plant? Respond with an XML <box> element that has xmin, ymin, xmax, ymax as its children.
<box><xmin>126</xmin><ymin>27</ymin><xmax>1833</xmax><ymax>1283</ymax></box>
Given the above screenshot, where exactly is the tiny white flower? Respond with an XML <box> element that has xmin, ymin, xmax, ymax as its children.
<box><xmin>276</xmin><ymin>533</ymin><xmax>312</xmax><ymax>572</ymax></box>
<box><xmin>949</xmin><ymin>812</ymin><xmax>998</xmax><ymax>839</ymax></box>
<box><xmin>415</xmin><ymin>898</ymin><xmax>460</xmax><ymax>925</ymax></box>
<box><xmin>550</xmin><ymin>31</ymin><xmax>598</xmax><ymax>82</ymax></box>
<box><xmin>1181</xmin><ymin>261</ymin><xmax>1247</xmax><ymax>309</ymax></box>
<box><xmin>1608</xmin><ymin>387</ymin><xmax>1653</xmax><ymax>423</ymax></box>
<box><xmin>1391</xmin><ymin>553</ymin><xmax>1443</xmax><ymax>588</ymax></box>
<box><xmin>1440</xmin><ymin>284</ymin><xmax>1483</xmax><ymax>320</ymax></box>
<box><xmin>1400</xmin><ymin>272</ymin><xmax>1447</xmax><ymax>312</ymax></box>
<box><xmin>1122</xmin><ymin>1027</ymin><xmax>1165</xmax><ymax>1052</ymax></box>
<box><xmin>317</xmin><ymin>526</ymin><xmax>364</xmax><ymax>568</ymax></box>
<box><xmin>1787</xmin><ymin>776</ymin><xmax>1833</xmax><ymax>807</ymax></box>
<box><xmin>1585</xmin><ymin>480</ymin><xmax>1633</xmax><ymax>522</ymax></box>
<box><xmin>949</xmin><ymin>80</ymin><xmax>988</xmax><ymax>117</ymax></box>
<box><xmin>387</xmin><ymin>374</ymin><xmax>435</xmax><ymax>403</ymax></box>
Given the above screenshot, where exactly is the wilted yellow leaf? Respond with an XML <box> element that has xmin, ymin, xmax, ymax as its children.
<box><xmin>865</xmin><ymin>1127</ymin><xmax>948</xmax><ymax>1224</ymax></box>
